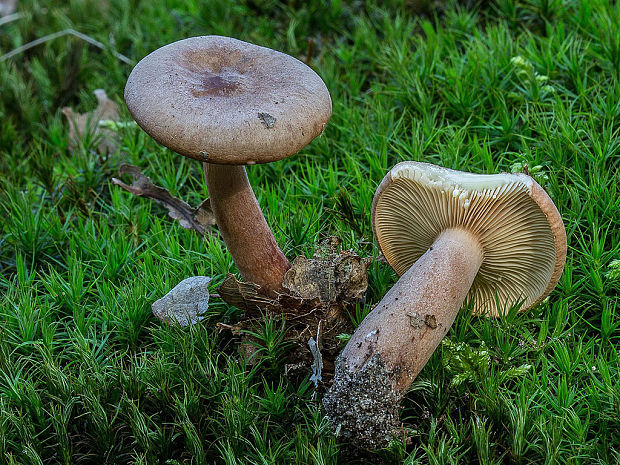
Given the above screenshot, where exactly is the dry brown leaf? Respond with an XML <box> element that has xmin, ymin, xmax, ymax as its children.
<box><xmin>112</xmin><ymin>163</ymin><xmax>216</xmax><ymax>236</ymax></box>
<box><xmin>193</xmin><ymin>198</ymin><xmax>217</xmax><ymax>230</ymax></box>
<box><xmin>0</xmin><ymin>0</ymin><xmax>16</xmax><ymax>17</ymax></box>
<box><xmin>62</xmin><ymin>89</ymin><xmax>120</xmax><ymax>153</ymax></box>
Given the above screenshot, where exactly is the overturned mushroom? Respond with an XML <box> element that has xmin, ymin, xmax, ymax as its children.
<box><xmin>124</xmin><ymin>36</ymin><xmax>332</xmax><ymax>295</ymax></box>
<box><xmin>323</xmin><ymin>161</ymin><xmax>567</xmax><ymax>448</ymax></box>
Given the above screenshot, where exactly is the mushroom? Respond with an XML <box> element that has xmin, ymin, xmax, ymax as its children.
<box><xmin>124</xmin><ymin>36</ymin><xmax>332</xmax><ymax>295</ymax></box>
<box><xmin>323</xmin><ymin>161</ymin><xmax>567</xmax><ymax>448</ymax></box>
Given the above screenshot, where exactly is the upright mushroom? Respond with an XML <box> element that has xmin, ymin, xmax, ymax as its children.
<box><xmin>124</xmin><ymin>36</ymin><xmax>332</xmax><ymax>295</ymax></box>
<box><xmin>323</xmin><ymin>161</ymin><xmax>567</xmax><ymax>448</ymax></box>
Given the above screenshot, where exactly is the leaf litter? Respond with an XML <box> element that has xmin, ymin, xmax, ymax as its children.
<box><xmin>218</xmin><ymin>237</ymin><xmax>371</xmax><ymax>386</ymax></box>
<box><xmin>62</xmin><ymin>88</ymin><xmax>120</xmax><ymax>153</ymax></box>
<box><xmin>112</xmin><ymin>164</ymin><xmax>216</xmax><ymax>236</ymax></box>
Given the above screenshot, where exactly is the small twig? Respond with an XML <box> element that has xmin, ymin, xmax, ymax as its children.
<box><xmin>0</xmin><ymin>12</ymin><xmax>24</xmax><ymax>27</ymax></box>
<box><xmin>304</xmin><ymin>38</ymin><xmax>315</xmax><ymax>66</ymax></box>
<box><xmin>1</xmin><ymin>28</ymin><xmax>134</xmax><ymax>64</ymax></box>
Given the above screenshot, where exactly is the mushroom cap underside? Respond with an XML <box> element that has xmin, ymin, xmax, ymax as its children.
<box><xmin>372</xmin><ymin>161</ymin><xmax>567</xmax><ymax>317</ymax></box>
<box><xmin>125</xmin><ymin>35</ymin><xmax>332</xmax><ymax>165</ymax></box>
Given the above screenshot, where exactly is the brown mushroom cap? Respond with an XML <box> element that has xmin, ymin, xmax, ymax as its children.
<box><xmin>124</xmin><ymin>36</ymin><xmax>332</xmax><ymax>164</ymax></box>
<box><xmin>372</xmin><ymin>161</ymin><xmax>567</xmax><ymax>317</ymax></box>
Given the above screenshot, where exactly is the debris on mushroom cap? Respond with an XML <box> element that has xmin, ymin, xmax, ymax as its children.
<box><xmin>124</xmin><ymin>35</ymin><xmax>332</xmax><ymax>165</ymax></box>
<box><xmin>372</xmin><ymin>162</ymin><xmax>567</xmax><ymax>316</ymax></box>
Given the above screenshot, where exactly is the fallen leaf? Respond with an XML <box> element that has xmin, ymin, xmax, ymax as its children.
<box><xmin>112</xmin><ymin>164</ymin><xmax>216</xmax><ymax>235</ymax></box>
<box><xmin>62</xmin><ymin>88</ymin><xmax>120</xmax><ymax>153</ymax></box>
<box><xmin>0</xmin><ymin>0</ymin><xmax>16</xmax><ymax>17</ymax></box>
<box><xmin>193</xmin><ymin>198</ymin><xmax>216</xmax><ymax>231</ymax></box>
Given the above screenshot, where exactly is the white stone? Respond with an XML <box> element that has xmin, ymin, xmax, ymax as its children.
<box><xmin>152</xmin><ymin>276</ymin><xmax>211</xmax><ymax>327</ymax></box>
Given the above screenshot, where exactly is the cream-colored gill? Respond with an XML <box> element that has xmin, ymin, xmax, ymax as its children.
<box><xmin>374</xmin><ymin>163</ymin><xmax>556</xmax><ymax>317</ymax></box>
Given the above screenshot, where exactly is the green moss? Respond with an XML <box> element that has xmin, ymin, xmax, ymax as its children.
<box><xmin>0</xmin><ymin>0</ymin><xmax>618</xmax><ymax>462</ymax></box>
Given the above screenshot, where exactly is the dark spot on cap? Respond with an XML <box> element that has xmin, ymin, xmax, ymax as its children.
<box><xmin>258</xmin><ymin>112</ymin><xmax>276</xmax><ymax>128</ymax></box>
<box><xmin>424</xmin><ymin>314</ymin><xmax>437</xmax><ymax>329</ymax></box>
<box><xmin>191</xmin><ymin>72</ymin><xmax>242</xmax><ymax>98</ymax></box>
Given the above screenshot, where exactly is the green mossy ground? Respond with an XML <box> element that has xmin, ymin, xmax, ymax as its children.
<box><xmin>0</xmin><ymin>1</ymin><xmax>618</xmax><ymax>463</ymax></box>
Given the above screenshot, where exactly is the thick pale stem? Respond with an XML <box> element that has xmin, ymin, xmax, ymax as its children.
<box><xmin>344</xmin><ymin>227</ymin><xmax>483</xmax><ymax>390</ymax></box>
<box><xmin>203</xmin><ymin>163</ymin><xmax>290</xmax><ymax>296</ymax></box>
<box><xmin>323</xmin><ymin>228</ymin><xmax>484</xmax><ymax>448</ymax></box>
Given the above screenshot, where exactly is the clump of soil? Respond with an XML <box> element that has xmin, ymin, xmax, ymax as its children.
<box><xmin>218</xmin><ymin>237</ymin><xmax>371</xmax><ymax>385</ymax></box>
<box><xmin>322</xmin><ymin>354</ymin><xmax>403</xmax><ymax>449</ymax></box>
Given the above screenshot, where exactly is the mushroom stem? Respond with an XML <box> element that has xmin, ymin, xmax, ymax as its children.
<box><xmin>323</xmin><ymin>227</ymin><xmax>484</xmax><ymax>447</ymax></box>
<box><xmin>203</xmin><ymin>163</ymin><xmax>290</xmax><ymax>296</ymax></box>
